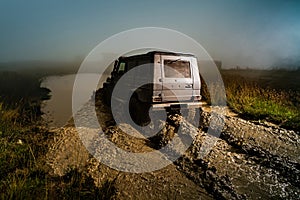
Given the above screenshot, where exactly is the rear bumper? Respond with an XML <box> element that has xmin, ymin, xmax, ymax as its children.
<box><xmin>151</xmin><ymin>101</ymin><xmax>205</xmax><ymax>111</ymax></box>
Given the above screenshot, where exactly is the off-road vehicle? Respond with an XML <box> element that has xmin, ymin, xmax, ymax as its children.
<box><xmin>102</xmin><ymin>51</ymin><xmax>202</xmax><ymax>125</ymax></box>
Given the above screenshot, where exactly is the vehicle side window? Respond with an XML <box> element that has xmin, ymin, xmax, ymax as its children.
<box><xmin>118</xmin><ymin>62</ymin><xmax>126</xmax><ymax>74</ymax></box>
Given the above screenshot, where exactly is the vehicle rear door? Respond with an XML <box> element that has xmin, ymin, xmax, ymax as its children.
<box><xmin>161</xmin><ymin>55</ymin><xmax>193</xmax><ymax>102</ymax></box>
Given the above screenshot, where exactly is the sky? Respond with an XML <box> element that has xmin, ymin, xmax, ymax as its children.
<box><xmin>0</xmin><ymin>0</ymin><xmax>299</xmax><ymax>68</ymax></box>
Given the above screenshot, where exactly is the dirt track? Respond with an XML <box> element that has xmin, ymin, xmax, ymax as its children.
<box><xmin>46</xmin><ymin>90</ymin><xmax>300</xmax><ymax>199</ymax></box>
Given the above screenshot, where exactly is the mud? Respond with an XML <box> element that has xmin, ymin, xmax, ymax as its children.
<box><xmin>46</xmin><ymin>90</ymin><xmax>299</xmax><ymax>199</ymax></box>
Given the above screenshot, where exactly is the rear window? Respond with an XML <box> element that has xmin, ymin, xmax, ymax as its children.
<box><xmin>164</xmin><ymin>59</ymin><xmax>191</xmax><ymax>78</ymax></box>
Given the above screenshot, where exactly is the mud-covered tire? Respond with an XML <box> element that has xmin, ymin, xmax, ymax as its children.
<box><xmin>129</xmin><ymin>95</ymin><xmax>151</xmax><ymax>126</ymax></box>
<box><xmin>102</xmin><ymin>82</ymin><xmax>113</xmax><ymax>106</ymax></box>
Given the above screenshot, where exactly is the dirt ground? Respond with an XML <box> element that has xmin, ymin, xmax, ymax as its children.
<box><xmin>46</xmin><ymin>90</ymin><xmax>300</xmax><ymax>199</ymax></box>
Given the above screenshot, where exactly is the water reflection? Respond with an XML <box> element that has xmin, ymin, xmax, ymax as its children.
<box><xmin>41</xmin><ymin>73</ymin><xmax>102</xmax><ymax>127</ymax></box>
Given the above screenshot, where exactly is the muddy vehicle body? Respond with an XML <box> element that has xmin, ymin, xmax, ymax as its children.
<box><xmin>102</xmin><ymin>51</ymin><xmax>202</xmax><ymax>124</ymax></box>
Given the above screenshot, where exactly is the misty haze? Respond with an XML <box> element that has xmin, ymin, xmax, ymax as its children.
<box><xmin>0</xmin><ymin>1</ymin><xmax>299</xmax><ymax>199</ymax></box>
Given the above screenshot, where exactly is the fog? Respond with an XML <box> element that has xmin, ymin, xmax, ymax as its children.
<box><xmin>0</xmin><ymin>1</ymin><xmax>299</xmax><ymax>69</ymax></box>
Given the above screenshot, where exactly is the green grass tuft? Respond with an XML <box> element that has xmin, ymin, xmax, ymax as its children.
<box><xmin>223</xmin><ymin>73</ymin><xmax>300</xmax><ymax>129</ymax></box>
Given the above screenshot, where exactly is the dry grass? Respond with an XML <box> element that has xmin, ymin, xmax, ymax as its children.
<box><xmin>224</xmin><ymin>72</ymin><xmax>299</xmax><ymax>129</ymax></box>
<box><xmin>201</xmin><ymin>71</ymin><xmax>300</xmax><ymax>130</ymax></box>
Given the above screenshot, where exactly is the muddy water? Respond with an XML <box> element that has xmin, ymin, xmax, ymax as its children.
<box><xmin>41</xmin><ymin>74</ymin><xmax>103</xmax><ymax>127</ymax></box>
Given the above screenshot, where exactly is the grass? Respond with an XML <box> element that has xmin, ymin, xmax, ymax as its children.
<box><xmin>222</xmin><ymin>71</ymin><xmax>300</xmax><ymax>130</ymax></box>
<box><xmin>0</xmin><ymin>71</ymin><xmax>116</xmax><ymax>199</ymax></box>
<box><xmin>0</xmin><ymin>118</ymin><xmax>116</xmax><ymax>199</ymax></box>
<box><xmin>201</xmin><ymin>70</ymin><xmax>300</xmax><ymax>130</ymax></box>
<box><xmin>0</xmin><ymin>71</ymin><xmax>51</xmax><ymax>124</ymax></box>
<box><xmin>0</xmin><ymin>122</ymin><xmax>47</xmax><ymax>199</ymax></box>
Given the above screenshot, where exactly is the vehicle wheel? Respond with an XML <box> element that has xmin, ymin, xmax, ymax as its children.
<box><xmin>102</xmin><ymin>83</ymin><xmax>109</xmax><ymax>104</ymax></box>
<box><xmin>129</xmin><ymin>95</ymin><xmax>151</xmax><ymax>126</ymax></box>
<box><xmin>103</xmin><ymin>84</ymin><xmax>113</xmax><ymax>106</ymax></box>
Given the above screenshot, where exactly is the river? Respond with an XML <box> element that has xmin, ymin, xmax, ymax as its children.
<box><xmin>41</xmin><ymin>73</ymin><xmax>104</xmax><ymax>127</ymax></box>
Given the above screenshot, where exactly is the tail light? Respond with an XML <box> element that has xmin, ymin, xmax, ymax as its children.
<box><xmin>153</xmin><ymin>97</ymin><xmax>162</xmax><ymax>102</ymax></box>
<box><xmin>193</xmin><ymin>95</ymin><xmax>201</xmax><ymax>101</ymax></box>
<box><xmin>153</xmin><ymin>94</ymin><xmax>162</xmax><ymax>102</ymax></box>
